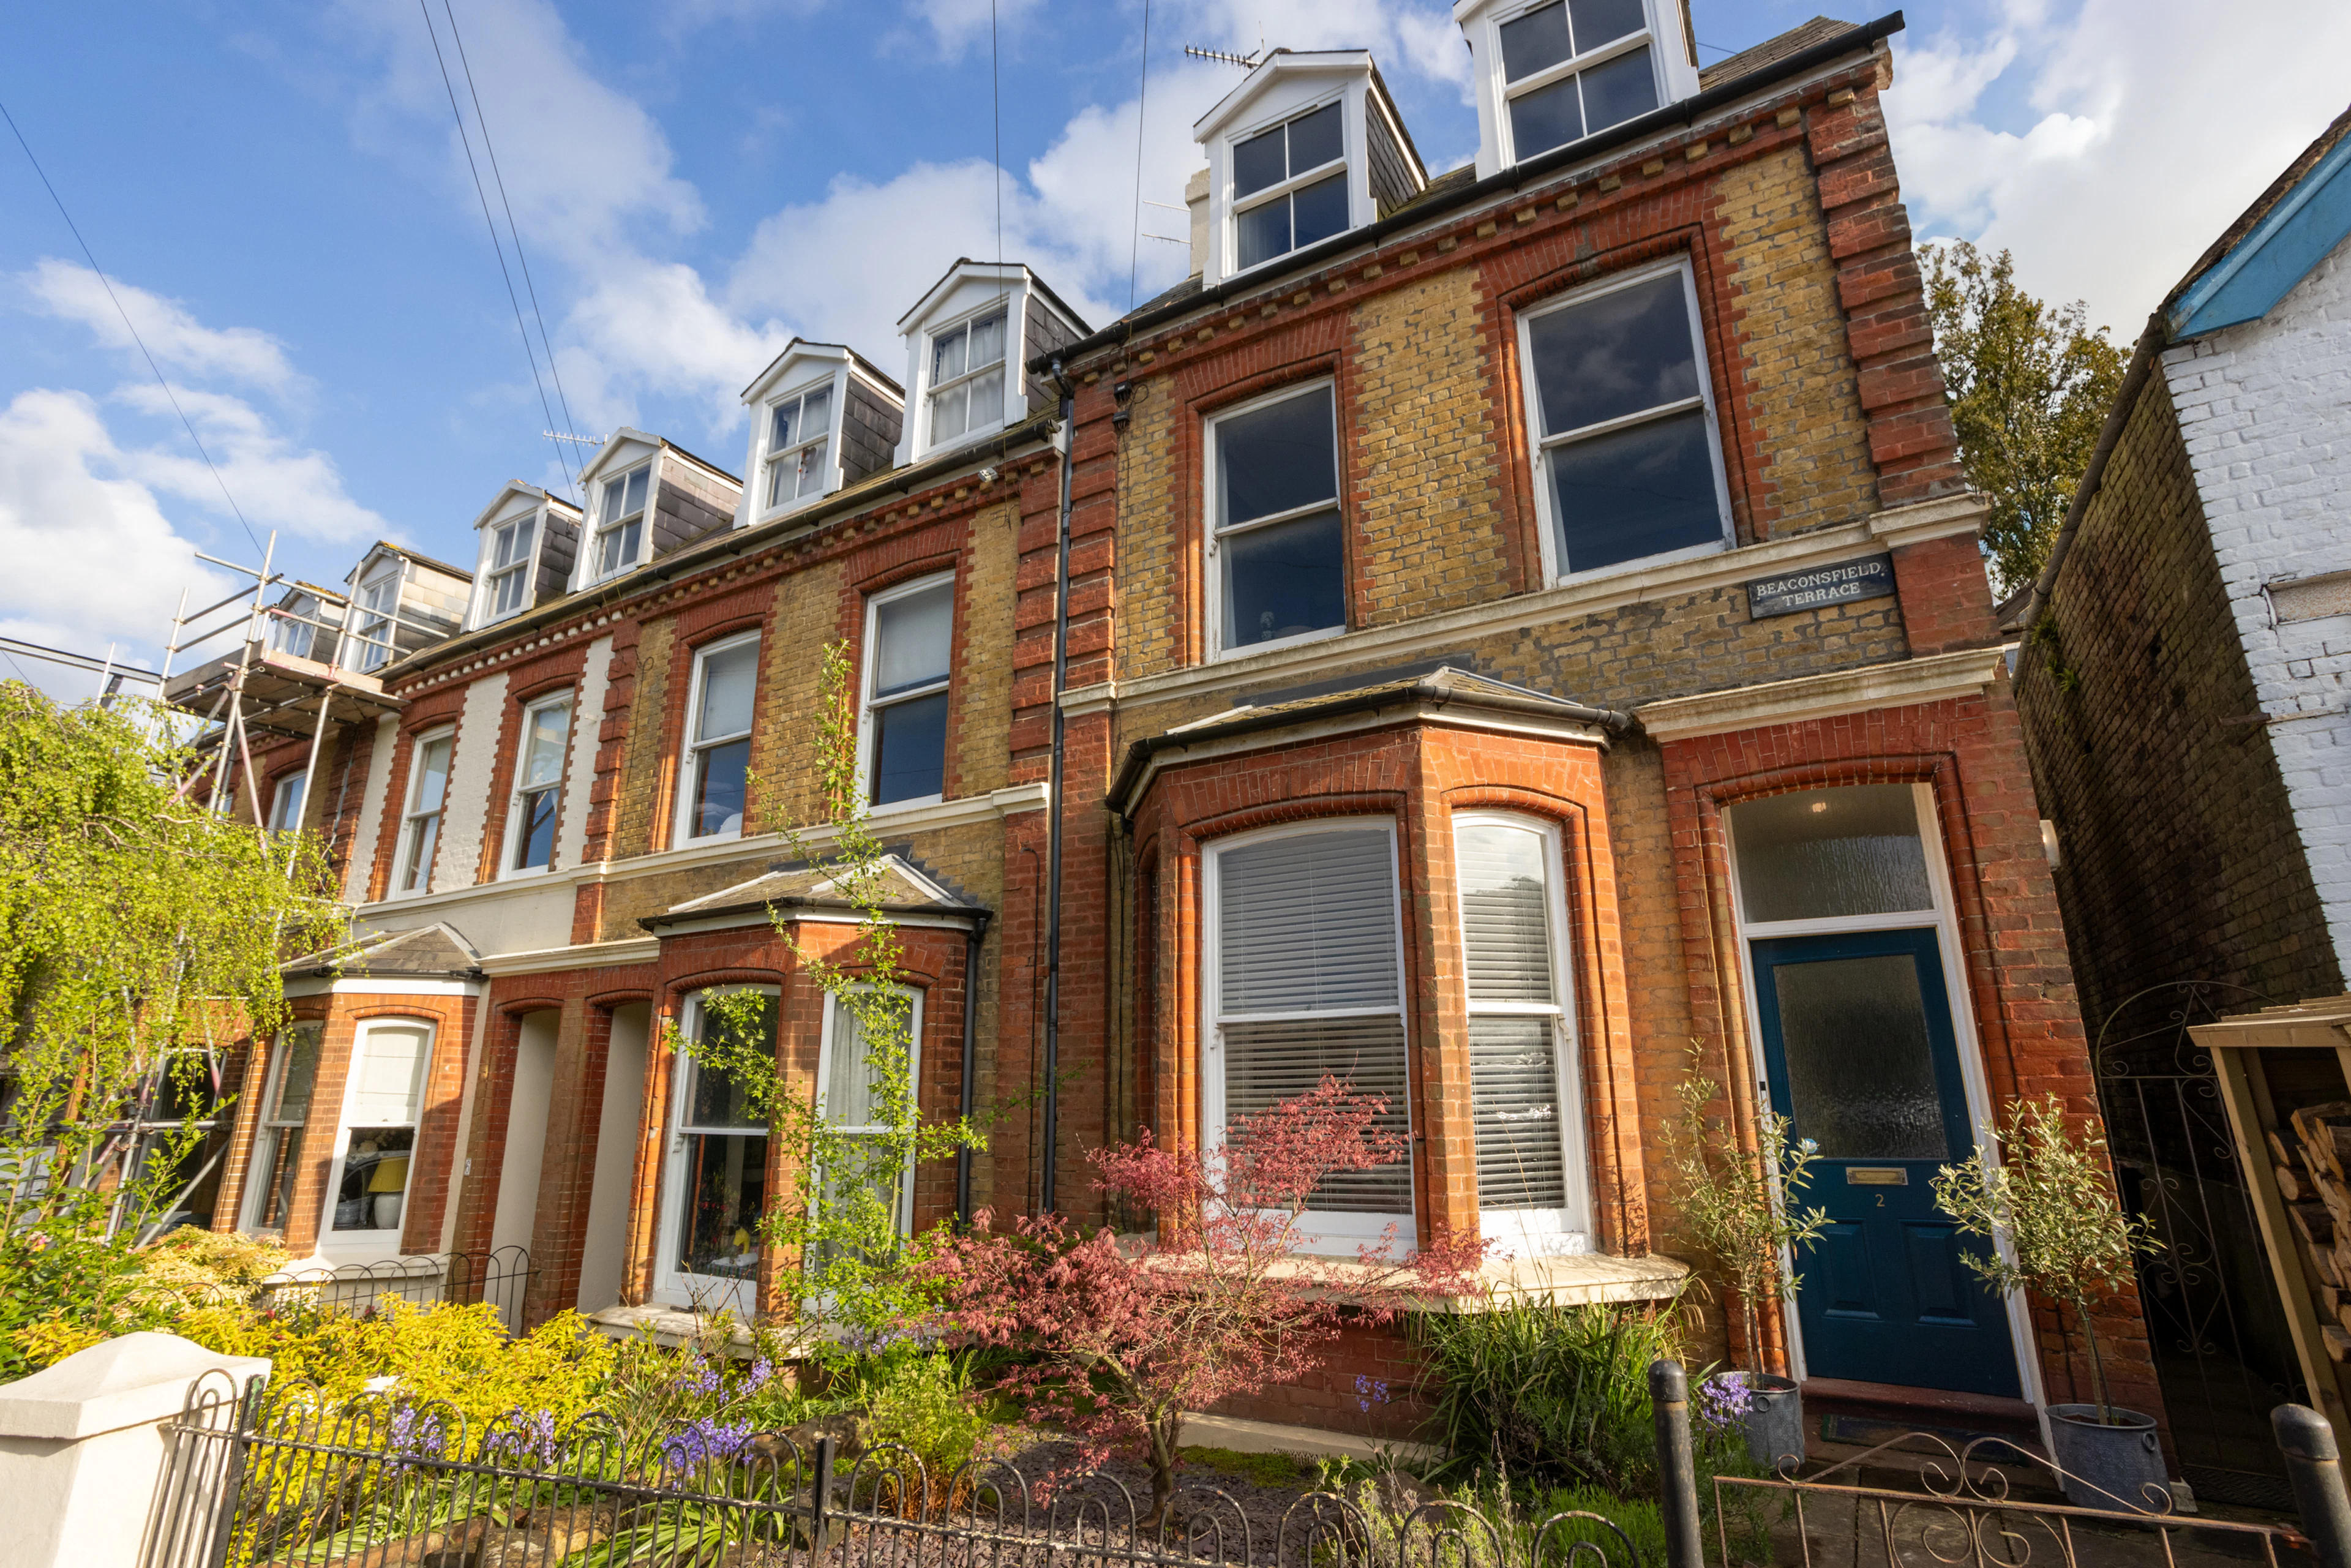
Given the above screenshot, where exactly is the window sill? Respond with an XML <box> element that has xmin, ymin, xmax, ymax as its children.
<box><xmin>497</xmin><ymin>864</ymin><xmax>556</xmax><ymax>884</ymax></box>
<box><xmin>867</xmin><ymin>793</ymin><xmax>946</xmax><ymax>818</ymax></box>
<box><xmin>1120</xmin><ymin>1240</ymin><xmax>1689</xmax><ymax>1309</ymax></box>
<box><xmin>1213</xmin><ymin>623</ymin><xmax>1346</xmax><ymax>662</ymax></box>
<box><xmin>914</xmin><ymin>421</ymin><xmax>1011</xmax><ymax>465</ymax></box>
<box><xmin>1551</xmin><ymin>535</ymin><xmax>1728</xmax><ymax>588</ymax></box>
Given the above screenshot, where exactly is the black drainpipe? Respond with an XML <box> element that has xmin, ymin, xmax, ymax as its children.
<box><xmin>1040</xmin><ymin>358</ymin><xmax>1077</xmax><ymax>1214</ymax></box>
<box><xmin>953</xmin><ymin>909</ymin><xmax>994</xmax><ymax>1224</ymax></box>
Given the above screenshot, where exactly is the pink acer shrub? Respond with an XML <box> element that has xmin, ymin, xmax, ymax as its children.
<box><xmin>920</xmin><ymin>1077</ymin><xmax>1483</xmax><ymax>1525</ymax></box>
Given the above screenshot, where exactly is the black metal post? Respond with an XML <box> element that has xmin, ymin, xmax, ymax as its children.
<box><xmin>1653</xmin><ymin>1358</ymin><xmax>1704</xmax><ymax>1568</ymax></box>
<box><xmin>810</xmin><ymin>1433</ymin><xmax>836</xmax><ymax>1561</ymax></box>
<box><xmin>2277</xmin><ymin>1404</ymin><xmax>2351</xmax><ymax>1568</ymax></box>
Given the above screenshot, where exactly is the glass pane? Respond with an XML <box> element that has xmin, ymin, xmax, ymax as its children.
<box><xmin>1288</xmin><ymin>102</ymin><xmax>1343</xmax><ymax>173</ymax></box>
<box><xmin>931</xmin><ymin>322</ymin><xmax>968</xmax><ymax>384</ymax></box>
<box><xmin>771</xmin><ymin>396</ymin><xmax>801</xmax><ymax>451</ymax></box>
<box><xmin>351</xmin><ymin>1024</ymin><xmax>429</xmax><ymax>1124</ymax></box>
<box><xmin>795</xmin><ymin>437</ymin><xmax>830</xmax><ymax>498</ymax></box>
<box><xmin>684</xmin><ymin>996</ymin><xmax>774</xmax><ymax>1129</ymax></box>
<box><xmin>872</xmin><ymin>691</ymin><xmax>950</xmax><ymax>805</ymax></box>
<box><xmin>1729</xmin><ymin>784</ymin><xmax>1935</xmax><ymax>923</ymax></box>
<box><xmin>1549</xmin><ymin>407</ymin><xmax>1722</xmax><ymax>572</ymax></box>
<box><xmin>824</xmin><ymin>995</ymin><xmax>909</xmax><ymax>1130</ymax></box>
<box><xmin>966</xmin><ymin>366</ymin><xmax>1006</xmax><ymax>429</ymax></box>
<box><xmin>1569</xmin><ymin>0</ymin><xmax>1646</xmax><ymax>51</ymax></box>
<box><xmin>520</xmin><ymin>703</ymin><xmax>569</xmax><ymax>789</ymax></box>
<box><xmin>1224</xmin><ymin>508</ymin><xmax>1345</xmax><ymax>647</ymax></box>
<box><xmin>692</xmin><ymin>737</ymin><xmax>750</xmax><ymax>837</ymax></box>
<box><xmin>1580</xmin><ymin>43</ymin><xmax>1657</xmax><ymax>132</ymax></box>
<box><xmin>875</xmin><ymin>583</ymin><xmax>954</xmax><ymax>694</ymax></box>
<box><xmin>1235</xmin><ymin>195</ymin><xmax>1289</xmax><ymax>271</ymax></box>
<box><xmin>413</xmin><ymin>736</ymin><xmax>452</xmax><ymax>813</ymax></box>
<box><xmin>400</xmin><ymin>814</ymin><xmax>439</xmax><ymax>891</ymax></box>
<box><xmin>1528</xmin><ymin>271</ymin><xmax>1700</xmax><ymax>437</ymax></box>
<box><xmin>1218</xmin><ymin>828</ymin><xmax>1398</xmax><ymax>1014</ymax></box>
<box><xmin>271</xmin><ymin>770</ymin><xmax>306</xmax><ymax>832</ymax></box>
<box><xmin>930</xmin><ymin>380</ymin><xmax>970</xmax><ymax>443</ymax></box>
<box><xmin>1501</xmin><ymin>1</ymin><xmax>1573</xmax><ymax>80</ymax></box>
<box><xmin>1509</xmin><ymin>75</ymin><xmax>1584</xmax><ymax>159</ymax></box>
<box><xmin>768</xmin><ymin>456</ymin><xmax>793</xmax><ymax>509</ymax></box>
<box><xmin>255</xmin><ymin>1127</ymin><xmax>303</xmax><ymax>1230</ymax></box>
<box><xmin>269</xmin><ymin>1028</ymin><xmax>321</xmax><ymax>1122</ymax></box>
<box><xmin>493</xmin><ymin>566</ymin><xmax>527</xmax><ymax>615</ymax></box>
<box><xmin>696</xmin><ymin>640</ymin><xmax>759</xmax><ymax>741</ymax></box>
<box><xmin>1471</xmin><ymin>1015</ymin><xmax>1567</xmax><ymax>1210</ymax></box>
<box><xmin>332</xmin><ymin>1125</ymin><xmax>415</xmax><ymax>1231</ymax></box>
<box><xmin>1457</xmin><ymin>823</ymin><xmax>1554</xmax><ymax>1003</ymax></box>
<box><xmin>967</xmin><ymin>312</ymin><xmax>1007</xmax><ymax>369</ymax></box>
<box><xmin>1772</xmin><ymin>953</ymin><xmax>1948</xmax><ymax>1160</ymax></box>
<box><xmin>1223</xmin><ymin>1013</ymin><xmax>1411</xmax><ymax>1212</ymax></box>
<box><xmin>1291</xmin><ymin>172</ymin><xmax>1351</xmax><ymax>250</ymax></box>
<box><xmin>1233</xmin><ymin>121</ymin><xmax>1287</xmax><ymax>199</ymax></box>
<box><xmin>675</xmin><ymin>1131</ymin><xmax>768</xmax><ymax>1278</ymax></box>
<box><xmin>1218</xmin><ymin>387</ymin><xmax>1337</xmax><ymax>527</ymax></box>
<box><xmin>516</xmin><ymin>785</ymin><xmax>558</xmax><ymax>869</ymax></box>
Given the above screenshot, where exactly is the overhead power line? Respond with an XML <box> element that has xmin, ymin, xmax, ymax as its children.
<box><xmin>0</xmin><ymin>94</ymin><xmax>264</xmax><ymax>558</ymax></box>
<box><xmin>1128</xmin><ymin>0</ymin><xmax>1153</xmax><ymax>309</ymax></box>
<box><xmin>414</xmin><ymin>0</ymin><xmax>580</xmax><ymax>502</ymax></box>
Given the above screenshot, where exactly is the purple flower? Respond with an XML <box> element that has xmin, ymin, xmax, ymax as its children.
<box><xmin>487</xmin><ymin>1411</ymin><xmax>561</xmax><ymax>1466</ymax></box>
<box><xmin>1354</xmin><ymin>1375</ymin><xmax>1392</xmax><ymax>1414</ymax></box>
<box><xmin>680</xmin><ymin>1359</ymin><xmax>721</xmax><ymax>1398</ymax></box>
<box><xmin>663</xmin><ymin>1417</ymin><xmax>754</xmax><ymax>1471</ymax></box>
<box><xmin>746</xmin><ymin>1358</ymin><xmax>774</xmax><ymax>1392</ymax></box>
<box><xmin>388</xmin><ymin>1407</ymin><xmax>448</xmax><ymax>1462</ymax></box>
<box><xmin>1695</xmin><ymin>1373</ymin><xmax>1755</xmax><ymax>1428</ymax></box>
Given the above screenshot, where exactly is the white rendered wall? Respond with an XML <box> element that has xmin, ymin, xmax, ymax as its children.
<box><xmin>342</xmin><ymin>714</ymin><xmax>399</xmax><ymax>904</ymax></box>
<box><xmin>577</xmin><ymin>1002</ymin><xmax>651</xmax><ymax>1312</ymax></box>
<box><xmin>555</xmin><ymin>635</ymin><xmax>614</xmax><ymax>873</ymax></box>
<box><xmin>432</xmin><ymin>673</ymin><xmax>510</xmax><ymax>893</ymax></box>
<box><xmin>490</xmin><ymin>1010</ymin><xmax>558</xmax><ymax>1259</ymax></box>
<box><xmin>2161</xmin><ymin>230</ymin><xmax>2351</xmax><ymax>967</ymax></box>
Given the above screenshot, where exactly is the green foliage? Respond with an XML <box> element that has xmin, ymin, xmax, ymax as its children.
<box><xmin>1933</xmin><ymin>1093</ymin><xmax>2160</xmax><ymax>1422</ymax></box>
<box><xmin>677</xmin><ymin>641</ymin><xmax>978</xmax><ymax>1349</ymax></box>
<box><xmin>857</xmin><ymin>1347</ymin><xmax>996</xmax><ymax>1484</ymax></box>
<box><xmin>1188</xmin><ymin>1445</ymin><xmax>1315</xmax><ymax>1489</ymax></box>
<box><xmin>1414</xmin><ymin>1295</ymin><xmax>1687</xmax><ymax>1491</ymax></box>
<box><xmin>1921</xmin><ymin>239</ymin><xmax>2129</xmax><ymax>598</ymax></box>
<box><xmin>1535</xmin><ymin>1482</ymin><xmax>1668</xmax><ymax>1567</ymax></box>
<box><xmin>1658</xmin><ymin>1049</ymin><xmax>1831</xmax><ymax>1375</ymax></box>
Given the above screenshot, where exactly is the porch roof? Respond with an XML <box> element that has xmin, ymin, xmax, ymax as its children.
<box><xmin>638</xmin><ymin>852</ymin><xmax>991</xmax><ymax>934</ymax></box>
<box><xmin>282</xmin><ymin>921</ymin><xmax>483</xmax><ymax>980</ymax></box>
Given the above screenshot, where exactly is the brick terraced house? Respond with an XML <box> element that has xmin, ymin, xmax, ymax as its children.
<box><xmin>178</xmin><ymin>7</ymin><xmax>2150</xmax><ymax>1450</ymax></box>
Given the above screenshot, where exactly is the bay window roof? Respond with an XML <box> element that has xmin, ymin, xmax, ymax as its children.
<box><xmin>736</xmin><ymin>340</ymin><xmax>906</xmax><ymax>526</ymax></box>
<box><xmin>1192</xmin><ymin>51</ymin><xmax>1427</xmax><ymax>288</ymax></box>
<box><xmin>892</xmin><ymin>260</ymin><xmax>1090</xmax><ymax>466</ymax></box>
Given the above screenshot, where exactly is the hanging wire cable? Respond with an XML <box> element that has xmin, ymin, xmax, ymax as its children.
<box><xmin>1127</xmin><ymin>0</ymin><xmax>1153</xmax><ymax>309</ymax></box>
<box><xmin>991</xmin><ymin>0</ymin><xmax>1003</xmax><ymax>266</ymax></box>
<box><xmin>439</xmin><ymin>0</ymin><xmax>582</xmax><ymax>501</ymax></box>
<box><xmin>1</xmin><ymin>96</ymin><xmax>264</xmax><ymax>558</ymax></box>
<box><xmin>414</xmin><ymin>0</ymin><xmax>577</xmax><ymax>500</ymax></box>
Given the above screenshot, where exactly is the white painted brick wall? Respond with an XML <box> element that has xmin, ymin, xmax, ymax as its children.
<box><xmin>432</xmin><ymin>673</ymin><xmax>510</xmax><ymax>893</ymax></box>
<box><xmin>2161</xmin><ymin>230</ymin><xmax>2351</xmax><ymax>966</ymax></box>
<box><xmin>555</xmin><ymin>634</ymin><xmax>614</xmax><ymax>873</ymax></box>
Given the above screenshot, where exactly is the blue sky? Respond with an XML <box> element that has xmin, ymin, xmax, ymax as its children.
<box><xmin>2</xmin><ymin>0</ymin><xmax>2345</xmax><ymax>694</ymax></box>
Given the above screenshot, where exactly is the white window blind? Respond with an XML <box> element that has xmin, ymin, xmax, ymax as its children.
<box><xmin>1456</xmin><ymin>820</ymin><xmax>1571</xmax><ymax>1213</ymax></box>
<box><xmin>1215</xmin><ymin>828</ymin><xmax>1409</xmax><ymax>1214</ymax></box>
<box><xmin>350</xmin><ymin>1024</ymin><xmax>429</xmax><ymax>1125</ymax></box>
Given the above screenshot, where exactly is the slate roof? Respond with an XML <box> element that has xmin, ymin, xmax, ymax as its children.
<box><xmin>1699</xmin><ymin>17</ymin><xmax>1859</xmax><ymax>91</ymax></box>
<box><xmin>639</xmin><ymin>853</ymin><xmax>989</xmax><ymax>931</ymax></box>
<box><xmin>283</xmin><ymin>922</ymin><xmax>482</xmax><ymax>979</ymax></box>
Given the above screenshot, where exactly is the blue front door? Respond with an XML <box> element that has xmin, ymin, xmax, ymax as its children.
<box><xmin>1751</xmin><ymin>928</ymin><xmax>2020</xmax><ymax>1397</ymax></box>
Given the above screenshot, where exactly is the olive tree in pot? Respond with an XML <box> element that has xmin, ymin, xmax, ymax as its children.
<box><xmin>1660</xmin><ymin>1052</ymin><xmax>1831</xmax><ymax>1471</ymax></box>
<box><xmin>1932</xmin><ymin>1093</ymin><xmax>2166</xmax><ymax>1512</ymax></box>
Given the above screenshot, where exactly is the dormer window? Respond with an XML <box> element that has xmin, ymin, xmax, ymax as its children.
<box><xmin>350</xmin><ymin>569</ymin><xmax>399</xmax><ymax>673</ymax></box>
<box><xmin>593</xmin><ymin>463</ymin><xmax>651</xmax><ymax>579</ymax></box>
<box><xmin>926</xmin><ymin>309</ymin><xmax>1007</xmax><ymax>449</ymax></box>
<box><xmin>1500</xmin><ymin>0</ymin><xmax>1657</xmax><ymax>159</ymax></box>
<box><xmin>1232</xmin><ymin>102</ymin><xmax>1349</xmax><ymax>271</ymax></box>
<box><xmin>765</xmin><ymin>385</ymin><xmax>833</xmax><ymax>509</ymax></box>
<box><xmin>485</xmin><ymin>514</ymin><xmax>536</xmax><ymax>619</ymax></box>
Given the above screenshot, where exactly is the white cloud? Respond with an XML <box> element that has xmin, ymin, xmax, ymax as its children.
<box><xmin>19</xmin><ymin>260</ymin><xmax>304</xmax><ymax>397</ymax></box>
<box><xmin>1888</xmin><ymin>0</ymin><xmax>2351</xmax><ymax>333</ymax></box>
<box><xmin>113</xmin><ymin>384</ymin><xmax>389</xmax><ymax>545</ymax></box>
<box><xmin>0</xmin><ymin>389</ymin><xmax>230</xmax><ymax>656</ymax></box>
<box><xmin>904</xmin><ymin>0</ymin><xmax>1046</xmax><ymax>57</ymax></box>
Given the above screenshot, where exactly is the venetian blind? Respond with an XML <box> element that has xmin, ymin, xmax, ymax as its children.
<box><xmin>350</xmin><ymin>1025</ymin><xmax>430</xmax><ymax>1126</ymax></box>
<box><xmin>1457</xmin><ymin>822</ymin><xmax>1569</xmax><ymax>1212</ymax></box>
<box><xmin>1457</xmin><ymin>823</ymin><xmax>1554</xmax><ymax>1003</ymax></box>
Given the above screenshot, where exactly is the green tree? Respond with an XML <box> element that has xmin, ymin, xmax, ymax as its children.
<box><xmin>674</xmin><ymin>643</ymin><xmax>979</xmax><ymax>1352</ymax></box>
<box><xmin>0</xmin><ymin>681</ymin><xmax>344</xmax><ymax>1375</ymax></box>
<box><xmin>1921</xmin><ymin>239</ymin><xmax>2127</xmax><ymax>597</ymax></box>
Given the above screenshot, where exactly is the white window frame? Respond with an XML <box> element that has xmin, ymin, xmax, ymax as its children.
<box><xmin>270</xmin><ymin>590</ymin><xmax>323</xmax><ymax>661</ymax></box>
<box><xmin>239</xmin><ymin>1022</ymin><xmax>320</xmax><ymax>1236</ymax></box>
<box><xmin>1482</xmin><ymin>0</ymin><xmax>1665</xmax><ymax>168</ymax></box>
<box><xmin>1224</xmin><ymin>92</ymin><xmax>1352</xmax><ymax>279</ymax></box>
<box><xmin>654</xmin><ymin>986</ymin><xmax>780</xmax><ymax>1314</ymax></box>
<box><xmin>316</xmin><ymin>1016</ymin><xmax>436</xmax><ymax>1258</ymax></box>
<box><xmin>501</xmin><ymin>691</ymin><xmax>573</xmax><ymax>879</ymax></box>
<box><xmin>858</xmin><ymin>572</ymin><xmax>956</xmax><ymax>814</ymax></box>
<box><xmin>673</xmin><ymin>631</ymin><xmax>760</xmax><ymax>846</ymax></box>
<box><xmin>1452</xmin><ymin>811</ymin><xmax>1594</xmax><ymax>1256</ymax></box>
<box><xmin>349</xmin><ymin>566</ymin><xmax>402</xmax><ymax>673</ymax></box>
<box><xmin>1515</xmin><ymin>257</ymin><xmax>1733</xmax><ymax>585</ymax></box>
<box><xmin>1203</xmin><ymin>378</ymin><xmax>1349</xmax><ymax>661</ymax></box>
<box><xmin>267</xmin><ymin>768</ymin><xmax>307</xmax><ymax>835</ymax></box>
<box><xmin>1719</xmin><ymin>780</ymin><xmax>2042</xmax><ymax>1401</ymax></box>
<box><xmin>812</xmin><ymin>985</ymin><xmax>924</xmax><ymax>1244</ymax></box>
<box><xmin>589</xmin><ymin>460</ymin><xmax>654</xmax><ymax>583</ymax></box>
<box><xmin>392</xmin><ymin>727</ymin><xmax>456</xmax><ymax>898</ymax></box>
<box><xmin>922</xmin><ymin>300</ymin><xmax>1013</xmax><ymax>455</ymax></box>
<box><xmin>476</xmin><ymin>505</ymin><xmax>543</xmax><ymax>625</ymax></box>
<box><xmin>760</xmin><ymin>375</ymin><xmax>840</xmax><ymax>519</ymax></box>
<box><xmin>1200</xmin><ymin>817</ymin><xmax>1415</xmax><ymax>1251</ymax></box>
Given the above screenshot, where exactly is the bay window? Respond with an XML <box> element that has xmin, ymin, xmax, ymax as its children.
<box><xmin>926</xmin><ymin>309</ymin><xmax>1006</xmax><ymax>448</ymax></box>
<box><xmin>508</xmin><ymin>694</ymin><xmax>571</xmax><ymax>872</ymax></box>
<box><xmin>1231</xmin><ymin>101</ymin><xmax>1349</xmax><ymax>272</ymax></box>
<box><xmin>394</xmin><ymin>730</ymin><xmax>453</xmax><ymax>895</ymax></box>
<box><xmin>1496</xmin><ymin>0</ymin><xmax>1659</xmax><ymax>162</ymax></box>
<box><xmin>764</xmin><ymin>383</ymin><xmax>834</xmax><ymax>510</ymax></box>
<box><xmin>862</xmin><ymin>576</ymin><xmax>954</xmax><ymax>808</ymax></box>
<box><xmin>1210</xmin><ymin>383</ymin><xmax>1345</xmax><ymax>655</ymax></box>
<box><xmin>592</xmin><ymin>462</ymin><xmax>651</xmax><ymax>580</ymax></box>
<box><xmin>659</xmin><ymin>990</ymin><xmax>777</xmax><ymax>1312</ymax></box>
<box><xmin>812</xmin><ymin>986</ymin><xmax>922</xmax><ymax>1265</ymax></box>
<box><xmin>1519</xmin><ymin>261</ymin><xmax>1729</xmax><ymax>578</ymax></box>
<box><xmin>1455</xmin><ymin>813</ymin><xmax>1590</xmax><ymax>1251</ymax></box>
<box><xmin>680</xmin><ymin>636</ymin><xmax>758</xmax><ymax>841</ymax></box>
<box><xmin>1205</xmin><ymin>823</ymin><xmax>1411</xmax><ymax>1244</ymax></box>
<box><xmin>325</xmin><ymin>1020</ymin><xmax>431</xmax><ymax>1242</ymax></box>
<box><xmin>242</xmin><ymin>1023</ymin><xmax>319</xmax><ymax>1235</ymax></box>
